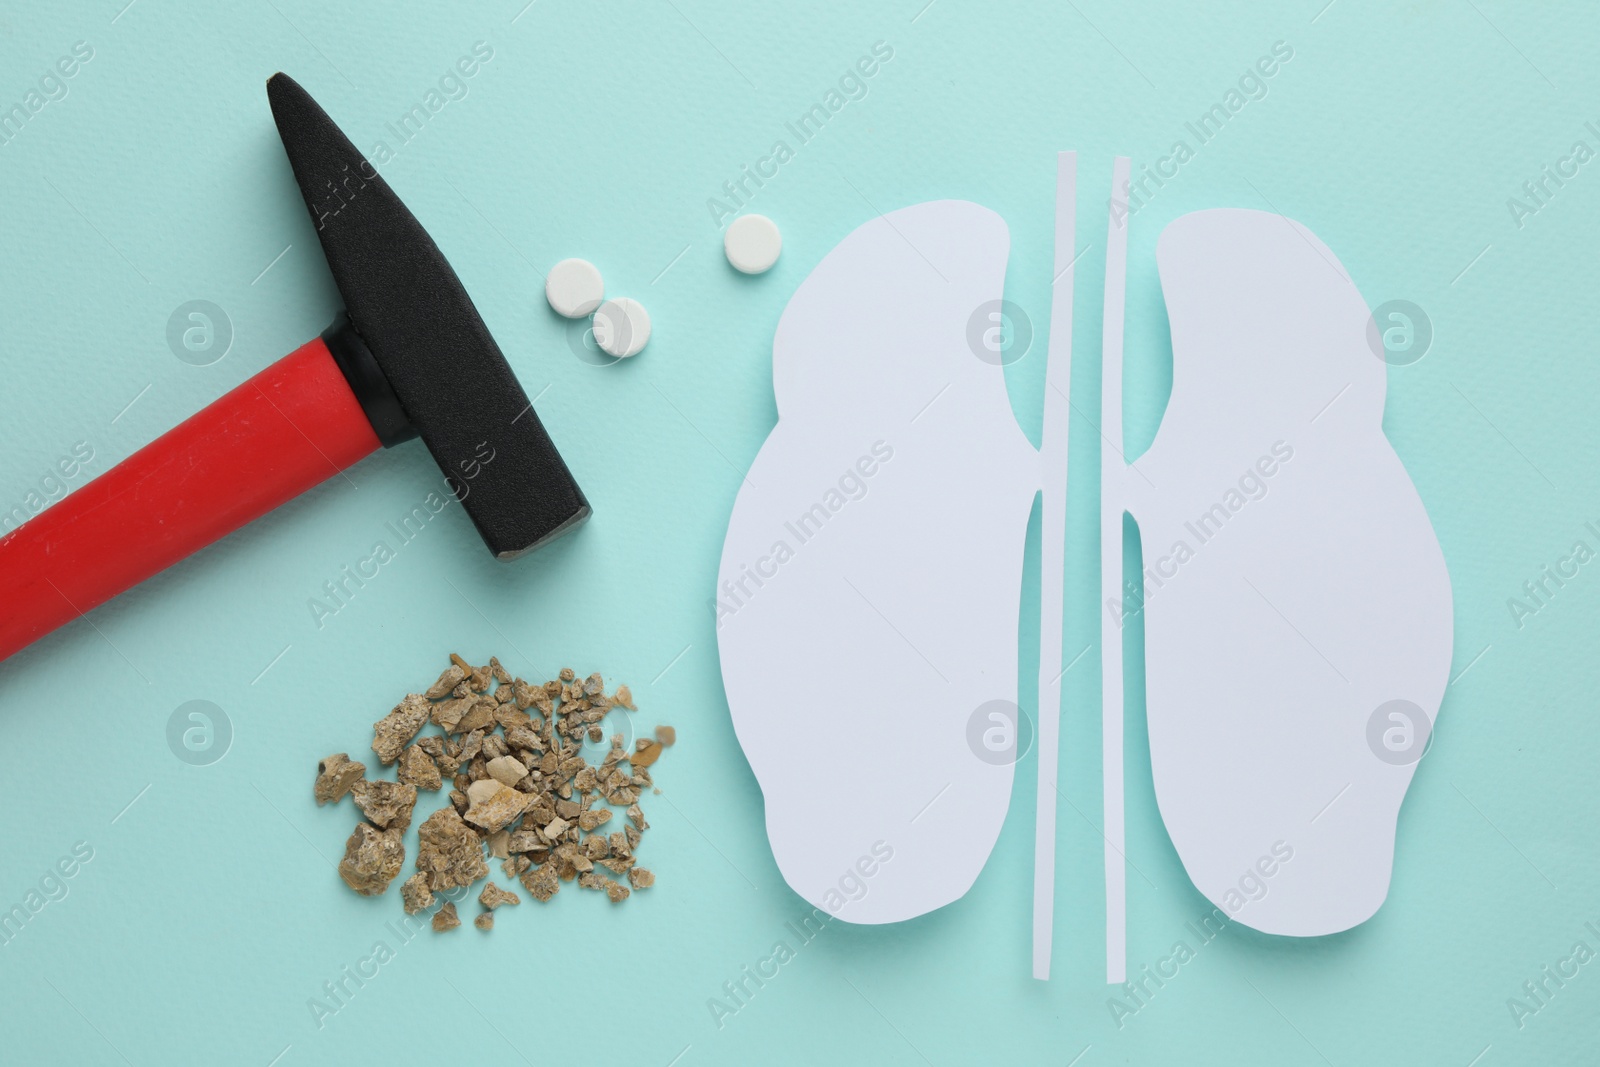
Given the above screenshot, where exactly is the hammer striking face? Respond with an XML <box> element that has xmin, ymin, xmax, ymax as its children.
<box><xmin>0</xmin><ymin>74</ymin><xmax>588</xmax><ymax>663</ymax></box>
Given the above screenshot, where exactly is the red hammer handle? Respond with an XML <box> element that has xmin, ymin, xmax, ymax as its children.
<box><xmin>0</xmin><ymin>337</ymin><xmax>379</xmax><ymax>662</ymax></box>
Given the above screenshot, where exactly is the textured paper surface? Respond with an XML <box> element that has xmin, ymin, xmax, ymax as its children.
<box><xmin>1132</xmin><ymin>209</ymin><xmax>1453</xmax><ymax>936</ymax></box>
<box><xmin>717</xmin><ymin>200</ymin><xmax>1038</xmax><ymax>922</ymax></box>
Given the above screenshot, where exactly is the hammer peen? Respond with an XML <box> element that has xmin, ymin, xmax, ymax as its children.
<box><xmin>0</xmin><ymin>74</ymin><xmax>590</xmax><ymax>663</ymax></box>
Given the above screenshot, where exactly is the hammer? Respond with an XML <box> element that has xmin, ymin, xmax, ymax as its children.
<box><xmin>0</xmin><ymin>74</ymin><xmax>589</xmax><ymax>663</ymax></box>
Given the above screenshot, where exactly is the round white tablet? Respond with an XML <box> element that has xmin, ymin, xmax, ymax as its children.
<box><xmin>724</xmin><ymin>214</ymin><xmax>782</xmax><ymax>274</ymax></box>
<box><xmin>545</xmin><ymin>258</ymin><xmax>605</xmax><ymax>318</ymax></box>
<box><xmin>592</xmin><ymin>297</ymin><xmax>651</xmax><ymax>358</ymax></box>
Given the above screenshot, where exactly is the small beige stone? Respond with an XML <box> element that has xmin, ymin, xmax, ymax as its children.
<box><xmin>425</xmin><ymin>664</ymin><xmax>466</xmax><ymax>699</ymax></box>
<box><xmin>455</xmin><ymin>697</ymin><xmax>498</xmax><ymax>734</ymax></box>
<box><xmin>494</xmin><ymin>704</ymin><xmax>531</xmax><ymax>731</ymax></box>
<box><xmin>579</xmin><ymin>872</ymin><xmax>629</xmax><ymax>902</ymax></box>
<box><xmin>314</xmin><ymin>753</ymin><xmax>365</xmax><ymax>804</ymax></box>
<box><xmin>415</xmin><ymin>807</ymin><xmax>487</xmax><ymax>891</ymax></box>
<box><xmin>373</xmin><ymin>694</ymin><xmax>430</xmax><ymax>764</ymax></box>
<box><xmin>521</xmin><ymin>863</ymin><xmax>559</xmax><ymax>902</ymax></box>
<box><xmin>487</xmin><ymin>828</ymin><xmax>510</xmax><ymax>859</ymax></box>
<box><xmin>505</xmin><ymin>723</ymin><xmax>542</xmax><ymax>754</ymax></box>
<box><xmin>507</xmin><ymin>830</ymin><xmax>543</xmax><ymax>854</ymax></box>
<box><xmin>338</xmin><ymin>824</ymin><xmax>405</xmax><ymax>896</ymax></box>
<box><xmin>397</xmin><ymin>745</ymin><xmax>443</xmax><ymax>791</ymax></box>
<box><xmin>486</xmin><ymin>755</ymin><xmax>528</xmax><ymax>787</ymax></box>
<box><xmin>431</xmin><ymin>694</ymin><xmax>473</xmax><ymax>732</ymax></box>
<box><xmin>401</xmin><ymin>872</ymin><xmax>434</xmax><ymax>914</ymax></box>
<box><xmin>433</xmin><ymin>901</ymin><xmax>461</xmax><ymax>932</ymax></box>
<box><xmin>543</xmin><ymin>816</ymin><xmax>571</xmax><ymax>840</ymax></box>
<box><xmin>479</xmin><ymin>880</ymin><xmax>521</xmax><ymax>910</ymax></box>
<box><xmin>350</xmin><ymin>779</ymin><xmax>418</xmax><ymax>831</ymax></box>
<box><xmin>655</xmin><ymin>724</ymin><xmax>676</xmax><ymax>746</ymax></box>
<box><xmin>474</xmin><ymin>912</ymin><xmax>494</xmax><ymax>931</ymax></box>
<box><xmin>463</xmin><ymin>778</ymin><xmax>533</xmax><ymax>833</ymax></box>
<box><xmin>629</xmin><ymin>867</ymin><xmax>655</xmax><ymax>890</ymax></box>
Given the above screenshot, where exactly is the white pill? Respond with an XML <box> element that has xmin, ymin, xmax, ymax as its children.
<box><xmin>724</xmin><ymin>214</ymin><xmax>782</xmax><ymax>274</ymax></box>
<box><xmin>592</xmin><ymin>297</ymin><xmax>651</xmax><ymax>358</ymax></box>
<box><xmin>545</xmin><ymin>258</ymin><xmax>605</xmax><ymax>318</ymax></box>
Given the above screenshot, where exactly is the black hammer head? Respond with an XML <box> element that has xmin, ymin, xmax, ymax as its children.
<box><xmin>266</xmin><ymin>73</ymin><xmax>589</xmax><ymax>559</ymax></box>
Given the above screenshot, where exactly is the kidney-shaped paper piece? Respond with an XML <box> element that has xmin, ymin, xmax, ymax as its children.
<box><xmin>1128</xmin><ymin>208</ymin><xmax>1453</xmax><ymax>936</ymax></box>
<box><xmin>716</xmin><ymin>201</ymin><xmax>1039</xmax><ymax>922</ymax></box>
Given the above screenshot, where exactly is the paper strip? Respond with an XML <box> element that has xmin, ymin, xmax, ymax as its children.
<box><xmin>1032</xmin><ymin>150</ymin><xmax>1076</xmax><ymax>981</ymax></box>
<box><xmin>1101</xmin><ymin>156</ymin><xmax>1131</xmax><ymax>985</ymax></box>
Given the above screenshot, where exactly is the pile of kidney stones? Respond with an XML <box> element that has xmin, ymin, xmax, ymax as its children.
<box><xmin>314</xmin><ymin>654</ymin><xmax>673</xmax><ymax>931</ymax></box>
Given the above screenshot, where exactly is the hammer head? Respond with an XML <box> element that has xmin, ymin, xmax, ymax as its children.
<box><xmin>267</xmin><ymin>73</ymin><xmax>589</xmax><ymax>558</ymax></box>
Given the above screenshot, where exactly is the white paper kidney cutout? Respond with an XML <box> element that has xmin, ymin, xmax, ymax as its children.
<box><xmin>717</xmin><ymin>165</ymin><xmax>1455</xmax><ymax>980</ymax></box>
<box><xmin>1121</xmin><ymin>208</ymin><xmax>1454</xmax><ymax>936</ymax></box>
<box><xmin>715</xmin><ymin>199</ymin><xmax>1041</xmax><ymax>923</ymax></box>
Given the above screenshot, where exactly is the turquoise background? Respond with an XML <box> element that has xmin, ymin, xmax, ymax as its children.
<box><xmin>0</xmin><ymin>0</ymin><xmax>1595</xmax><ymax>1063</ymax></box>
